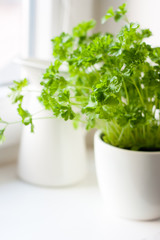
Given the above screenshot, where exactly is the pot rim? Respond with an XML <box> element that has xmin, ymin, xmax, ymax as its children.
<box><xmin>14</xmin><ymin>58</ymin><xmax>50</xmax><ymax>70</ymax></box>
<box><xmin>95</xmin><ymin>130</ymin><xmax>160</xmax><ymax>154</ymax></box>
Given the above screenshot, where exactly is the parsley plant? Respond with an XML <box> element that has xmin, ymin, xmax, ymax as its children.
<box><xmin>2</xmin><ymin>3</ymin><xmax>160</xmax><ymax>151</ymax></box>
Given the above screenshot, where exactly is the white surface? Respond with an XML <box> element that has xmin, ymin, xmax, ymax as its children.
<box><xmin>94</xmin><ymin>131</ymin><xmax>160</xmax><ymax>220</ymax></box>
<box><xmin>0</xmin><ymin>151</ymin><xmax>160</xmax><ymax>240</ymax></box>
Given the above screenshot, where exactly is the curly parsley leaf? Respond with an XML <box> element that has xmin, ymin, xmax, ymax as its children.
<box><xmin>9</xmin><ymin>78</ymin><xmax>28</xmax><ymax>103</ymax></box>
<box><xmin>73</xmin><ymin>20</ymin><xmax>96</xmax><ymax>38</ymax></box>
<box><xmin>17</xmin><ymin>104</ymin><xmax>34</xmax><ymax>132</ymax></box>
<box><xmin>114</xmin><ymin>3</ymin><xmax>127</xmax><ymax>22</ymax></box>
<box><xmin>102</xmin><ymin>3</ymin><xmax>127</xmax><ymax>24</ymax></box>
<box><xmin>51</xmin><ymin>33</ymin><xmax>74</xmax><ymax>61</ymax></box>
<box><xmin>101</xmin><ymin>7</ymin><xmax>115</xmax><ymax>24</ymax></box>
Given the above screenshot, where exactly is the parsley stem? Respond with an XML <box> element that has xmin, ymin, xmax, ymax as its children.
<box><xmin>118</xmin><ymin>127</ymin><xmax>125</xmax><ymax>142</ymax></box>
<box><xmin>124</xmin><ymin>16</ymin><xmax>129</xmax><ymax>24</ymax></box>
<box><xmin>5</xmin><ymin>116</ymin><xmax>57</xmax><ymax>126</ymax></box>
<box><xmin>154</xmin><ymin>95</ymin><xmax>158</xmax><ymax>116</ymax></box>
<box><xmin>33</xmin><ymin>116</ymin><xmax>56</xmax><ymax>121</ymax></box>
<box><xmin>132</xmin><ymin>80</ymin><xmax>144</xmax><ymax>105</ymax></box>
<box><xmin>70</xmin><ymin>96</ymin><xmax>88</xmax><ymax>99</ymax></box>
<box><xmin>32</xmin><ymin>109</ymin><xmax>46</xmax><ymax>116</ymax></box>
<box><xmin>70</xmin><ymin>101</ymin><xmax>82</xmax><ymax>106</ymax></box>
<box><xmin>6</xmin><ymin>120</ymin><xmax>21</xmax><ymax>125</ymax></box>
<box><xmin>123</xmin><ymin>80</ymin><xmax>129</xmax><ymax>104</ymax></box>
<box><xmin>22</xmin><ymin>89</ymin><xmax>41</xmax><ymax>93</ymax></box>
<box><xmin>33</xmin><ymin>116</ymin><xmax>87</xmax><ymax>124</ymax></box>
<box><xmin>143</xmin><ymin>125</ymin><xmax>146</xmax><ymax>138</ymax></box>
<box><xmin>0</xmin><ymin>120</ymin><xmax>9</xmax><ymax>124</ymax></box>
<box><xmin>69</xmin><ymin>85</ymin><xmax>92</xmax><ymax>90</ymax></box>
<box><xmin>91</xmin><ymin>66</ymin><xmax>100</xmax><ymax>78</ymax></box>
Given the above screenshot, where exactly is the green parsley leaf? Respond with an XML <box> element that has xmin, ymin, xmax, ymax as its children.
<box><xmin>114</xmin><ymin>3</ymin><xmax>127</xmax><ymax>22</ymax></box>
<box><xmin>73</xmin><ymin>20</ymin><xmax>96</xmax><ymax>37</ymax></box>
<box><xmin>9</xmin><ymin>78</ymin><xmax>28</xmax><ymax>103</ymax></box>
<box><xmin>17</xmin><ymin>104</ymin><xmax>34</xmax><ymax>132</ymax></box>
<box><xmin>101</xmin><ymin>7</ymin><xmax>115</xmax><ymax>24</ymax></box>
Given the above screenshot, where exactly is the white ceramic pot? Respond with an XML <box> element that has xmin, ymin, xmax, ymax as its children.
<box><xmin>94</xmin><ymin>130</ymin><xmax>160</xmax><ymax>221</ymax></box>
<box><xmin>19</xmin><ymin>119</ymin><xmax>87</xmax><ymax>187</ymax></box>
<box><xmin>17</xmin><ymin>58</ymin><xmax>87</xmax><ymax>187</ymax></box>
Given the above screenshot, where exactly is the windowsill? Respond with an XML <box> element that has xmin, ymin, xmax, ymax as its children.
<box><xmin>0</xmin><ymin>144</ymin><xmax>19</xmax><ymax>165</ymax></box>
<box><xmin>0</xmin><ymin>150</ymin><xmax>160</xmax><ymax>240</ymax></box>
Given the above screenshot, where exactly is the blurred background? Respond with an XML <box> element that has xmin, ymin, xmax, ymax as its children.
<box><xmin>1</xmin><ymin>0</ymin><xmax>160</xmax><ymax>164</ymax></box>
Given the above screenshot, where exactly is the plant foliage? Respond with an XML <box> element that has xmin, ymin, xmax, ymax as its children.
<box><xmin>2</xmin><ymin>3</ymin><xmax>160</xmax><ymax>150</ymax></box>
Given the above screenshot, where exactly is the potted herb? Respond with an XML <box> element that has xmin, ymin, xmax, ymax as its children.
<box><xmin>1</xmin><ymin>3</ymin><xmax>160</xmax><ymax>219</ymax></box>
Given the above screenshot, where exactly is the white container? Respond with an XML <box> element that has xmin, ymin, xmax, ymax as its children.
<box><xmin>94</xmin><ymin>130</ymin><xmax>160</xmax><ymax>221</ymax></box>
<box><xmin>18</xmin><ymin>58</ymin><xmax>87</xmax><ymax>187</ymax></box>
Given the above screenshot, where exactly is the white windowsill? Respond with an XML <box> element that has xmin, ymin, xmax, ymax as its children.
<box><xmin>0</xmin><ymin>150</ymin><xmax>160</xmax><ymax>240</ymax></box>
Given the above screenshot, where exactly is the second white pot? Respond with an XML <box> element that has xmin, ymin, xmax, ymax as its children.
<box><xmin>17</xmin><ymin>58</ymin><xmax>87</xmax><ymax>187</ymax></box>
<box><xmin>94</xmin><ymin>130</ymin><xmax>160</xmax><ymax>221</ymax></box>
<box><xmin>19</xmin><ymin>119</ymin><xmax>87</xmax><ymax>187</ymax></box>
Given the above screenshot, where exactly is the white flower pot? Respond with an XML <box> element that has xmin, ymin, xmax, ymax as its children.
<box><xmin>17</xmin><ymin>58</ymin><xmax>87</xmax><ymax>187</ymax></box>
<box><xmin>94</xmin><ymin>130</ymin><xmax>160</xmax><ymax>220</ymax></box>
<box><xmin>19</xmin><ymin>119</ymin><xmax>87</xmax><ymax>187</ymax></box>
